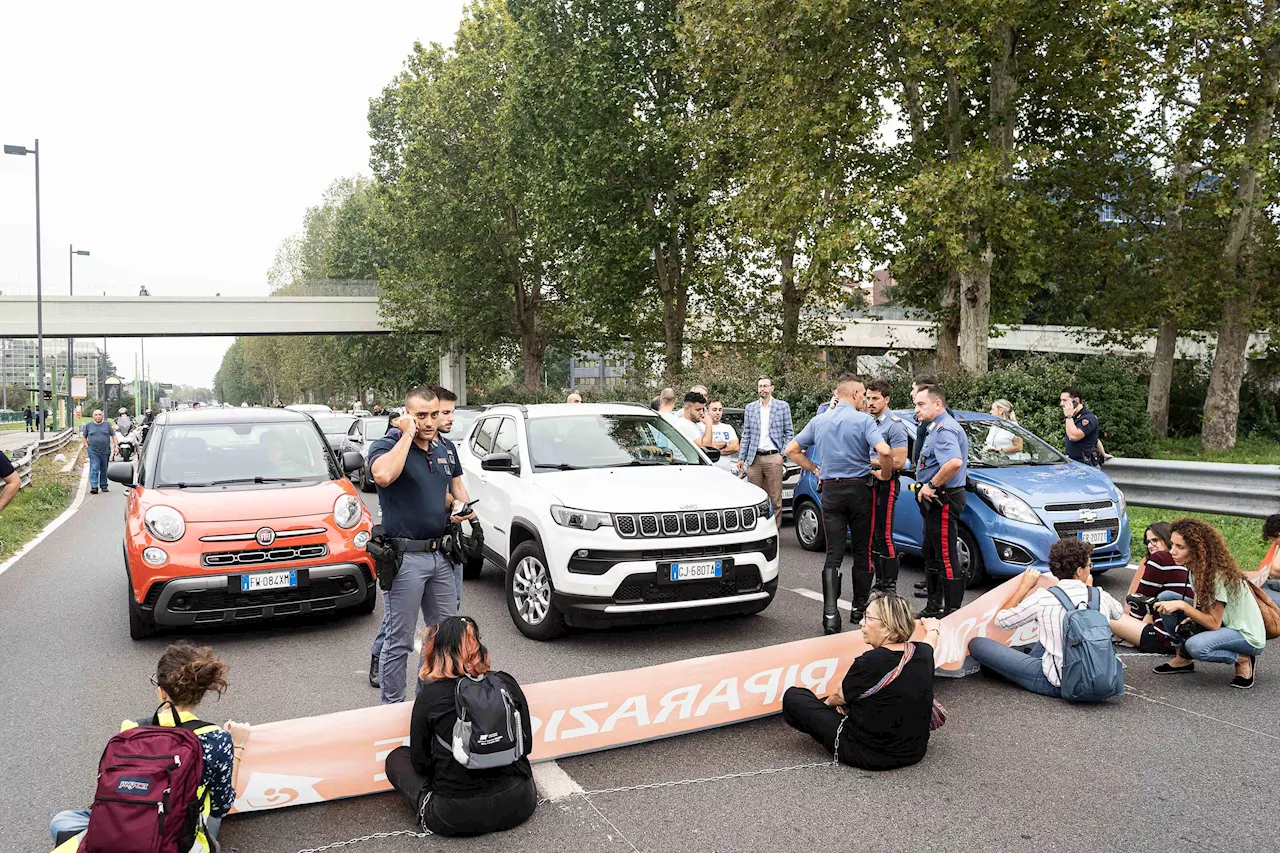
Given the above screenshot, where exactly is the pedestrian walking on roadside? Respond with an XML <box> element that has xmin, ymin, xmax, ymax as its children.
<box><xmin>369</xmin><ymin>386</ymin><xmax>475</xmax><ymax>705</ymax></box>
<box><xmin>786</xmin><ymin>374</ymin><xmax>895</xmax><ymax>633</ymax></box>
<box><xmin>24</xmin><ymin>405</ymin><xmax>33</xmax><ymax>432</ymax></box>
<box><xmin>1059</xmin><ymin>386</ymin><xmax>1109</xmax><ymax>465</ymax></box>
<box><xmin>739</xmin><ymin>375</ymin><xmax>795</xmax><ymax>521</ymax></box>
<box><xmin>912</xmin><ymin>385</ymin><xmax>970</xmax><ymax>618</ymax></box>
<box><xmin>865</xmin><ymin>379</ymin><xmax>909</xmax><ymax>592</ymax></box>
<box><xmin>81</xmin><ymin>409</ymin><xmax>118</xmax><ymax>495</ymax></box>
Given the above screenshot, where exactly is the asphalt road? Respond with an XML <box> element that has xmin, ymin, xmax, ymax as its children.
<box><xmin>3</xmin><ymin>486</ymin><xmax>1276</xmax><ymax>853</ymax></box>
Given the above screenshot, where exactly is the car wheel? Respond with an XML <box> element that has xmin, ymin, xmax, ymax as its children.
<box><xmin>120</xmin><ymin>446</ymin><xmax>132</xmax><ymax>462</ymax></box>
<box><xmin>956</xmin><ymin>526</ymin><xmax>986</xmax><ymax>588</ymax></box>
<box><xmin>126</xmin><ymin>571</ymin><xmax>155</xmax><ymax>641</ymax></box>
<box><xmin>506</xmin><ymin>541</ymin><xmax>564</xmax><ymax>641</ymax></box>
<box><xmin>357</xmin><ymin>579</ymin><xmax>378</xmax><ymax>614</ymax></box>
<box><xmin>358</xmin><ymin>465</ymin><xmax>374</xmax><ymax>493</ymax></box>
<box><xmin>794</xmin><ymin>499</ymin><xmax>825</xmax><ymax>552</ymax></box>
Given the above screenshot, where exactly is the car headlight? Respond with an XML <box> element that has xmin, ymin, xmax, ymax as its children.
<box><xmin>973</xmin><ymin>482</ymin><xmax>1042</xmax><ymax>526</ymax></box>
<box><xmin>1115</xmin><ymin>489</ymin><xmax>1126</xmax><ymax>516</ymax></box>
<box><xmin>353</xmin><ymin>530</ymin><xmax>370</xmax><ymax>548</ymax></box>
<box><xmin>144</xmin><ymin>506</ymin><xmax>186</xmax><ymax>542</ymax></box>
<box><xmin>550</xmin><ymin>505</ymin><xmax>613</xmax><ymax>531</ymax></box>
<box><xmin>755</xmin><ymin>498</ymin><xmax>773</xmax><ymax>520</ymax></box>
<box><xmin>142</xmin><ymin>547</ymin><xmax>168</xmax><ymax>566</ymax></box>
<box><xmin>334</xmin><ymin>494</ymin><xmax>361</xmax><ymax>529</ymax></box>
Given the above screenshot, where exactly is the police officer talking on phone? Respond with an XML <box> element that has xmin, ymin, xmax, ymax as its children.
<box><xmin>369</xmin><ymin>385</ymin><xmax>476</xmax><ymax>705</ymax></box>
<box><xmin>1059</xmin><ymin>385</ymin><xmax>1107</xmax><ymax>466</ymax></box>
<box><xmin>786</xmin><ymin>373</ymin><xmax>895</xmax><ymax>635</ymax></box>
<box><xmin>913</xmin><ymin>384</ymin><xmax>970</xmax><ymax>619</ymax></box>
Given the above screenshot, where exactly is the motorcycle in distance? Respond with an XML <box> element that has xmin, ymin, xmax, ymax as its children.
<box><xmin>116</xmin><ymin>426</ymin><xmax>142</xmax><ymax>462</ymax></box>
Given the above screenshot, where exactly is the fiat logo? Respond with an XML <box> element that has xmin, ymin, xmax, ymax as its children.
<box><xmin>255</xmin><ymin>527</ymin><xmax>276</xmax><ymax>546</ymax></box>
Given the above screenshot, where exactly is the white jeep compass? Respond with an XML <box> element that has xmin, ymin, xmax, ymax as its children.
<box><xmin>456</xmin><ymin>403</ymin><xmax>780</xmax><ymax>639</ymax></box>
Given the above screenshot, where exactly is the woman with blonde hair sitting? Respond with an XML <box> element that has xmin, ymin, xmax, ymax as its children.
<box><xmin>782</xmin><ymin>592</ymin><xmax>939</xmax><ymax>770</ymax></box>
<box><xmin>984</xmin><ymin>399</ymin><xmax>1023</xmax><ymax>454</ymax></box>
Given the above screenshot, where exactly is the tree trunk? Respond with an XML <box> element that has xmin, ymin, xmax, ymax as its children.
<box><xmin>778</xmin><ymin>237</ymin><xmax>800</xmax><ymax>364</ymax></box>
<box><xmin>958</xmin><ymin>238</ymin><xmax>993</xmax><ymax>374</ymax></box>
<box><xmin>651</xmin><ymin>197</ymin><xmax>690</xmax><ymax>379</ymax></box>
<box><xmin>1146</xmin><ymin>318</ymin><xmax>1177</xmax><ymax>438</ymax></box>
<box><xmin>1201</xmin><ymin>5</ymin><xmax>1278</xmax><ymax>450</ymax></box>
<box><xmin>936</xmin><ymin>270</ymin><xmax>960</xmax><ymax>373</ymax></box>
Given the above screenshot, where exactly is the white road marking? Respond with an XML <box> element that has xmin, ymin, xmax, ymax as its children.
<box><xmin>788</xmin><ymin>587</ymin><xmax>851</xmax><ymax>612</ymax></box>
<box><xmin>0</xmin><ymin>461</ymin><xmax>89</xmax><ymax>578</ymax></box>
<box><xmin>533</xmin><ymin>760</ymin><xmax>584</xmax><ymax>801</ymax></box>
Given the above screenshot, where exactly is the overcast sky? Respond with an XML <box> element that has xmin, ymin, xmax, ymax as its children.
<box><xmin>1</xmin><ymin>1</ymin><xmax>466</xmax><ymax>389</ymax></box>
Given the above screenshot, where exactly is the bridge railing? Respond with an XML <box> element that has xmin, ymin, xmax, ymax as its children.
<box><xmin>1105</xmin><ymin>458</ymin><xmax>1280</xmax><ymax>519</ymax></box>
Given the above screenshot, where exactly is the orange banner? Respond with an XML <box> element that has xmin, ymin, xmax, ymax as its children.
<box><xmin>232</xmin><ymin>574</ymin><xmax>1049</xmax><ymax>813</ymax></box>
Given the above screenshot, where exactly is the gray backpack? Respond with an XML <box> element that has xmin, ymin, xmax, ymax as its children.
<box><xmin>436</xmin><ymin>674</ymin><xmax>525</xmax><ymax>769</ymax></box>
<box><xmin>1048</xmin><ymin>586</ymin><xmax>1125</xmax><ymax>702</ymax></box>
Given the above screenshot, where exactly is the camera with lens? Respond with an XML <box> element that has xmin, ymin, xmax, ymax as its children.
<box><xmin>1126</xmin><ymin>594</ymin><xmax>1157</xmax><ymax>620</ymax></box>
<box><xmin>1174</xmin><ymin>618</ymin><xmax>1206</xmax><ymax>642</ymax></box>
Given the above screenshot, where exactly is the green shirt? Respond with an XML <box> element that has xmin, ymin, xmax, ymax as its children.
<box><xmin>1215</xmin><ymin>577</ymin><xmax>1266</xmax><ymax>650</ymax></box>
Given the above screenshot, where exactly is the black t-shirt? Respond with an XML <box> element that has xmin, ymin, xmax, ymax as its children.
<box><xmin>409</xmin><ymin>672</ymin><xmax>533</xmax><ymax>799</ymax></box>
<box><xmin>368</xmin><ymin>430</ymin><xmax>460</xmax><ymax>539</ymax></box>
<box><xmin>1065</xmin><ymin>406</ymin><xmax>1099</xmax><ymax>461</ymax></box>
<box><xmin>838</xmin><ymin>644</ymin><xmax>934</xmax><ymax>770</ymax></box>
<box><xmin>0</xmin><ymin>451</ymin><xmax>14</xmax><ymax>479</ymax></box>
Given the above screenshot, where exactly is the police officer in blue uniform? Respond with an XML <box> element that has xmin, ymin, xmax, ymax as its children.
<box><xmin>786</xmin><ymin>373</ymin><xmax>895</xmax><ymax>634</ymax></box>
<box><xmin>368</xmin><ymin>386</ymin><xmax>475</xmax><ymax>705</ymax></box>
<box><xmin>912</xmin><ymin>384</ymin><xmax>970</xmax><ymax>618</ymax></box>
<box><xmin>865</xmin><ymin>379</ymin><xmax>909</xmax><ymax>592</ymax></box>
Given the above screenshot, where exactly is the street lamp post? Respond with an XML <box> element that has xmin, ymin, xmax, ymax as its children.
<box><xmin>69</xmin><ymin>246</ymin><xmax>89</xmax><ymax>421</ymax></box>
<box><xmin>4</xmin><ymin>140</ymin><xmax>45</xmax><ymax>438</ymax></box>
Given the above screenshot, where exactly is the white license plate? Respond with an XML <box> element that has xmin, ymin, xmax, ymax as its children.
<box><xmin>241</xmin><ymin>570</ymin><xmax>297</xmax><ymax>591</ymax></box>
<box><xmin>669</xmin><ymin>560</ymin><xmax>722</xmax><ymax>582</ymax></box>
<box><xmin>1079</xmin><ymin>529</ymin><xmax>1110</xmax><ymax>545</ymax></box>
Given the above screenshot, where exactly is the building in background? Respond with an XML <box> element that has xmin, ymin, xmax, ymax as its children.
<box><xmin>0</xmin><ymin>338</ymin><xmax>101</xmax><ymax>403</ymax></box>
<box><xmin>569</xmin><ymin>352</ymin><xmax>631</xmax><ymax>389</ymax></box>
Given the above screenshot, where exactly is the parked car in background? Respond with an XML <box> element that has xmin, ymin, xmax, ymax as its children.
<box><xmin>312</xmin><ymin>413</ymin><xmax>358</xmax><ymax>453</ymax></box>
<box><xmin>717</xmin><ymin>407</ymin><xmax>800</xmax><ymax>517</ymax></box>
<box><xmin>790</xmin><ymin>410</ymin><xmax>1130</xmax><ymax>585</ymax></box>
<box><xmin>109</xmin><ymin>408</ymin><xmax>375</xmax><ymax>639</ymax></box>
<box><xmin>340</xmin><ymin>415</ymin><xmax>392</xmax><ymax>492</ymax></box>
<box><xmin>286</xmin><ymin>404</ymin><xmax>333</xmax><ymax>414</ymax></box>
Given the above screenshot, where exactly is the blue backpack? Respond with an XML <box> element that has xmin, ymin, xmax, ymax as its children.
<box><xmin>1047</xmin><ymin>586</ymin><xmax>1125</xmax><ymax>702</ymax></box>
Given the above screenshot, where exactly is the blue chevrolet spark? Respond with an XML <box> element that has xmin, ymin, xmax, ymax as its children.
<box><xmin>790</xmin><ymin>410</ymin><xmax>1130</xmax><ymax>585</ymax></box>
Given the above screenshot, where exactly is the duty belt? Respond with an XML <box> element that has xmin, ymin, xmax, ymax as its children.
<box><xmin>391</xmin><ymin>536</ymin><xmax>452</xmax><ymax>553</ymax></box>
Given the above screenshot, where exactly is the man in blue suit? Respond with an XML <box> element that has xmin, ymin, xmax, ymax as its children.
<box><xmin>737</xmin><ymin>375</ymin><xmax>795</xmax><ymax>521</ymax></box>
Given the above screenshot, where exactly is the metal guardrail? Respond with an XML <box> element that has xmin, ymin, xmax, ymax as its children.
<box><xmin>1105</xmin><ymin>458</ymin><xmax>1280</xmax><ymax>520</ymax></box>
<box><xmin>10</xmin><ymin>428</ymin><xmax>75</xmax><ymax>488</ymax></box>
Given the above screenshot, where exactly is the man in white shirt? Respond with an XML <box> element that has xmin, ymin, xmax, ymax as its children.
<box><xmin>707</xmin><ymin>398</ymin><xmax>740</xmax><ymax>472</ymax></box>
<box><xmin>671</xmin><ymin>391</ymin><xmax>714</xmax><ymax>448</ymax></box>
<box><xmin>967</xmin><ymin>538</ymin><xmax>1123</xmax><ymax>698</ymax></box>
<box><xmin>737</xmin><ymin>375</ymin><xmax>795</xmax><ymax>518</ymax></box>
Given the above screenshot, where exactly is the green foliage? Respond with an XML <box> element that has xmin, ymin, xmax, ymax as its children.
<box><xmin>1167</xmin><ymin>360</ymin><xmax>1280</xmax><ymax>441</ymax></box>
<box><xmin>0</xmin><ymin>455</ymin><xmax>78</xmax><ymax>560</ymax></box>
<box><xmin>1152</xmin><ymin>436</ymin><xmax>1280</xmax><ymax>466</ymax></box>
<box><xmin>1127</xmin><ymin>505</ymin><xmax>1270</xmax><ymax>575</ymax></box>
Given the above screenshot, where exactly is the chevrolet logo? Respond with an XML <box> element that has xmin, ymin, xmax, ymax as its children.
<box><xmin>1080</xmin><ymin>510</ymin><xmax>1097</xmax><ymax>522</ymax></box>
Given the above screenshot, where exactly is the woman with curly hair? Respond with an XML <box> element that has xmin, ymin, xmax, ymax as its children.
<box><xmin>384</xmin><ymin>616</ymin><xmax>537</xmax><ymax>836</ymax></box>
<box><xmin>1153</xmin><ymin>518</ymin><xmax>1265</xmax><ymax>688</ymax></box>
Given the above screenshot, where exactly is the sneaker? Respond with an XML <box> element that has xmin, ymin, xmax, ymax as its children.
<box><xmin>90</xmin><ymin>488</ymin><xmax>98</xmax><ymax>495</ymax></box>
<box><xmin>102</xmin><ymin>487</ymin><xmax>110</xmax><ymax>493</ymax></box>
<box><xmin>1153</xmin><ymin>661</ymin><xmax>1195</xmax><ymax>674</ymax></box>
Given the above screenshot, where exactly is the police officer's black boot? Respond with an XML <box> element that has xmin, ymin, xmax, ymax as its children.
<box><xmin>875</xmin><ymin>554</ymin><xmax>900</xmax><ymax>593</ymax></box>
<box><xmin>917</xmin><ymin>567</ymin><xmax>945</xmax><ymax>619</ymax></box>
<box><xmin>942</xmin><ymin>577</ymin><xmax>966</xmax><ymax>617</ymax></box>
<box><xmin>850</xmin><ymin>570</ymin><xmax>875</xmax><ymax>624</ymax></box>
<box><xmin>821</xmin><ymin>568</ymin><xmax>842</xmax><ymax>635</ymax></box>
<box><xmin>369</xmin><ymin>654</ymin><xmax>381</xmax><ymax>689</ymax></box>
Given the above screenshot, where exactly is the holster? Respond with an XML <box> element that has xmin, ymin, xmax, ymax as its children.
<box><xmin>365</xmin><ymin>525</ymin><xmax>403</xmax><ymax>591</ymax></box>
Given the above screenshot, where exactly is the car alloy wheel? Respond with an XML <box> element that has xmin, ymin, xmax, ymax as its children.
<box><xmin>512</xmin><ymin>555</ymin><xmax>552</xmax><ymax>625</ymax></box>
<box><xmin>794</xmin><ymin>500</ymin><xmax>824</xmax><ymax>552</ymax></box>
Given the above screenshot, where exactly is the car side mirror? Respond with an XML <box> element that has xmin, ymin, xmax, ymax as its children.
<box><xmin>342</xmin><ymin>451</ymin><xmax>364</xmax><ymax>473</ymax></box>
<box><xmin>107</xmin><ymin>462</ymin><xmax>135</xmax><ymax>486</ymax></box>
<box><xmin>702</xmin><ymin>447</ymin><xmax>722</xmax><ymax>463</ymax></box>
<box><xmin>481</xmin><ymin>452</ymin><xmax>517</xmax><ymax>473</ymax></box>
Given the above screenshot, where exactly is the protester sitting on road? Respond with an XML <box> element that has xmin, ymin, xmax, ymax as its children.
<box><xmin>1110</xmin><ymin>527</ymin><xmax>1191</xmax><ymax>653</ymax></box>
<box><xmin>0</xmin><ymin>449</ymin><xmax>20</xmax><ymax>513</ymax></box>
<box><xmin>968</xmin><ymin>539</ymin><xmax>1123</xmax><ymax>698</ymax></box>
<box><xmin>782</xmin><ymin>593</ymin><xmax>940</xmax><ymax>770</ymax></box>
<box><xmin>49</xmin><ymin>643</ymin><xmax>249</xmax><ymax>848</ymax></box>
<box><xmin>983</xmin><ymin>399</ymin><xmax>1023</xmax><ymax>454</ymax></box>
<box><xmin>1152</xmin><ymin>518</ymin><xmax>1265</xmax><ymax>688</ymax></box>
<box><xmin>384</xmin><ymin>616</ymin><xmax>537</xmax><ymax>836</ymax></box>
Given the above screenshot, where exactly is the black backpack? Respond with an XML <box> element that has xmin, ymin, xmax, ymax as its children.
<box><xmin>436</xmin><ymin>674</ymin><xmax>524</xmax><ymax>769</ymax></box>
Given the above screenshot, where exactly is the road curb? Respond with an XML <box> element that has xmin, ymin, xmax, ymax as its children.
<box><xmin>0</xmin><ymin>457</ymin><xmax>90</xmax><ymax>579</ymax></box>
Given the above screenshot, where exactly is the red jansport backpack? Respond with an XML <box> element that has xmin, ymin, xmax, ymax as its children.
<box><xmin>82</xmin><ymin>702</ymin><xmax>210</xmax><ymax>853</ymax></box>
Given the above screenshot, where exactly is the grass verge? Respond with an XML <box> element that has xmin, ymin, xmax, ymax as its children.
<box><xmin>1153</xmin><ymin>436</ymin><xmax>1280</xmax><ymax>465</ymax></box>
<box><xmin>0</xmin><ymin>453</ymin><xmax>82</xmax><ymax>561</ymax></box>
<box><xmin>1128</xmin><ymin>505</ymin><xmax>1271</xmax><ymax>572</ymax></box>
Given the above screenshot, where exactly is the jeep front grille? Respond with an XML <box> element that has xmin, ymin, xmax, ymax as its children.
<box><xmin>615</xmin><ymin>506</ymin><xmax>762</xmax><ymax>539</ymax></box>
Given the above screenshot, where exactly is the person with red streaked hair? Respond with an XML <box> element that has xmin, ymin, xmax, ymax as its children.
<box><xmin>383</xmin><ymin>617</ymin><xmax>537</xmax><ymax>836</ymax></box>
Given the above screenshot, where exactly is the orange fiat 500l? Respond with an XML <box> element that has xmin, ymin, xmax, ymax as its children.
<box><xmin>109</xmin><ymin>408</ymin><xmax>376</xmax><ymax>640</ymax></box>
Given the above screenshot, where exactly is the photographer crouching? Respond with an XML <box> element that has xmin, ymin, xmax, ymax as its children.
<box><xmin>367</xmin><ymin>386</ymin><xmax>476</xmax><ymax>705</ymax></box>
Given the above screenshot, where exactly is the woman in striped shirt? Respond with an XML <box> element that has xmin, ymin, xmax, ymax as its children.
<box><xmin>1110</xmin><ymin>522</ymin><xmax>1193</xmax><ymax>653</ymax></box>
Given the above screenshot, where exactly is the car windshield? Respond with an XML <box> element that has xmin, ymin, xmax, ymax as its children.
<box><xmin>960</xmin><ymin>418</ymin><xmax>1065</xmax><ymax>466</ymax></box>
<box><xmin>362</xmin><ymin>418</ymin><xmax>389</xmax><ymax>441</ymax></box>
<box><xmin>526</xmin><ymin>413</ymin><xmax>704</xmax><ymax>469</ymax></box>
<box><xmin>155</xmin><ymin>422</ymin><xmax>335</xmax><ymax>486</ymax></box>
<box><xmin>314</xmin><ymin>415</ymin><xmax>358</xmax><ymax>435</ymax></box>
<box><xmin>448</xmin><ymin>409</ymin><xmax>480</xmax><ymax>443</ymax></box>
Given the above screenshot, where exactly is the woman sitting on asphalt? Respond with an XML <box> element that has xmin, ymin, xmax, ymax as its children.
<box><xmin>384</xmin><ymin>616</ymin><xmax>537</xmax><ymax>836</ymax></box>
<box><xmin>782</xmin><ymin>592</ymin><xmax>939</xmax><ymax>770</ymax></box>
<box><xmin>983</xmin><ymin>399</ymin><xmax>1023</xmax><ymax>455</ymax></box>
<box><xmin>50</xmin><ymin>643</ymin><xmax>249</xmax><ymax>849</ymax></box>
<box><xmin>1110</xmin><ymin>521</ymin><xmax>1194</xmax><ymax>653</ymax></box>
<box><xmin>1153</xmin><ymin>518</ymin><xmax>1265</xmax><ymax>688</ymax></box>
